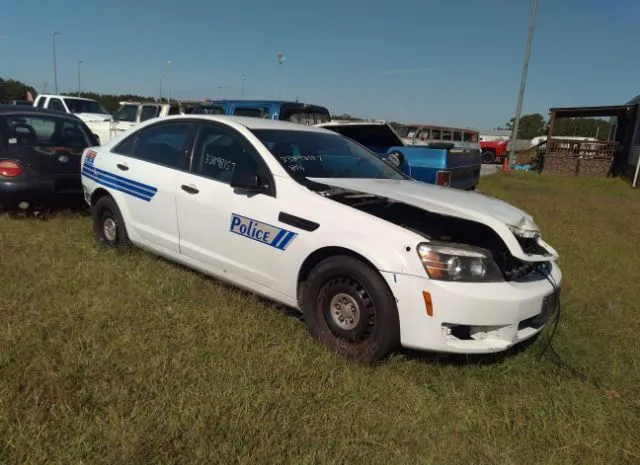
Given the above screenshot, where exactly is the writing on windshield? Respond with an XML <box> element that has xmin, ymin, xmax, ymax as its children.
<box><xmin>249</xmin><ymin>129</ymin><xmax>407</xmax><ymax>182</ymax></box>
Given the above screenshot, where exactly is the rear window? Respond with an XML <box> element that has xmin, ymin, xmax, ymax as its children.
<box><xmin>234</xmin><ymin>107</ymin><xmax>269</xmax><ymax>118</ymax></box>
<box><xmin>282</xmin><ymin>109</ymin><xmax>330</xmax><ymax>125</ymax></box>
<box><xmin>193</xmin><ymin>104</ymin><xmax>225</xmax><ymax>115</ymax></box>
<box><xmin>3</xmin><ymin>115</ymin><xmax>93</xmax><ymax>148</ymax></box>
<box><xmin>325</xmin><ymin>124</ymin><xmax>404</xmax><ymax>149</ymax></box>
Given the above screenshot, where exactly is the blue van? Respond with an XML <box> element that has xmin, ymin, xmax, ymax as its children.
<box><xmin>191</xmin><ymin>100</ymin><xmax>331</xmax><ymax>126</ymax></box>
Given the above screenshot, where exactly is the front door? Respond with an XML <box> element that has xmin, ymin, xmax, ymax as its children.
<box><xmin>175</xmin><ymin>121</ymin><xmax>292</xmax><ymax>291</ymax></box>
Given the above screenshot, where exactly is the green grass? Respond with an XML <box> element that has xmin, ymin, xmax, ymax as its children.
<box><xmin>1</xmin><ymin>172</ymin><xmax>639</xmax><ymax>464</ymax></box>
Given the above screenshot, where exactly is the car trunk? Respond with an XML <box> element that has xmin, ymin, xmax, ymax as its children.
<box><xmin>8</xmin><ymin>145</ymin><xmax>83</xmax><ymax>175</ymax></box>
<box><xmin>7</xmin><ymin>145</ymin><xmax>84</xmax><ymax>193</ymax></box>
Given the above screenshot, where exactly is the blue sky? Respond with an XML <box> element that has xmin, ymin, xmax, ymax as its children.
<box><xmin>1</xmin><ymin>0</ymin><xmax>638</xmax><ymax>129</ymax></box>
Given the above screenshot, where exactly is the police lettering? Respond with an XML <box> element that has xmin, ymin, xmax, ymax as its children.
<box><xmin>230</xmin><ymin>216</ymin><xmax>271</xmax><ymax>243</ymax></box>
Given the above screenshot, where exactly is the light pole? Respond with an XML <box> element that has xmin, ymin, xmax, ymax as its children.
<box><xmin>167</xmin><ymin>60</ymin><xmax>175</xmax><ymax>102</ymax></box>
<box><xmin>77</xmin><ymin>60</ymin><xmax>83</xmax><ymax>95</ymax></box>
<box><xmin>277</xmin><ymin>52</ymin><xmax>286</xmax><ymax>99</ymax></box>
<box><xmin>159</xmin><ymin>77</ymin><xmax>163</xmax><ymax>102</ymax></box>
<box><xmin>52</xmin><ymin>32</ymin><xmax>60</xmax><ymax>94</ymax></box>
<box><xmin>240</xmin><ymin>77</ymin><xmax>246</xmax><ymax>97</ymax></box>
<box><xmin>508</xmin><ymin>0</ymin><xmax>539</xmax><ymax>169</ymax></box>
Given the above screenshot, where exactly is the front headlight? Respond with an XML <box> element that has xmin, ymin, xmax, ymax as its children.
<box><xmin>417</xmin><ymin>242</ymin><xmax>504</xmax><ymax>282</ymax></box>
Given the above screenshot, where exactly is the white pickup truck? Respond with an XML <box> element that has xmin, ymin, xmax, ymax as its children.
<box><xmin>87</xmin><ymin>101</ymin><xmax>184</xmax><ymax>145</ymax></box>
<box><xmin>33</xmin><ymin>94</ymin><xmax>113</xmax><ymax>123</ymax></box>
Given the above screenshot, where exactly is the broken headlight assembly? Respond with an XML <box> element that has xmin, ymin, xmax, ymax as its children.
<box><xmin>417</xmin><ymin>242</ymin><xmax>504</xmax><ymax>282</ymax></box>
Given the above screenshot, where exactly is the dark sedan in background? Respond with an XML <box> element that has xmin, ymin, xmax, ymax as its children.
<box><xmin>0</xmin><ymin>105</ymin><xmax>100</xmax><ymax>212</ymax></box>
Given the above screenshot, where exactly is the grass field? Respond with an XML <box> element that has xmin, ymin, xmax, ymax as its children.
<box><xmin>1</xmin><ymin>172</ymin><xmax>639</xmax><ymax>464</ymax></box>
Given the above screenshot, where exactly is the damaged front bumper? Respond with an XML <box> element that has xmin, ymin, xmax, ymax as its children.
<box><xmin>381</xmin><ymin>261</ymin><xmax>562</xmax><ymax>354</ymax></box>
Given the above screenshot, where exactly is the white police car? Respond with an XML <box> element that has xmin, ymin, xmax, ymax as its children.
<box><xmin>80</xmin><ymin>114</ymin><xmax>562</xmax><ymax>362</ymax></box>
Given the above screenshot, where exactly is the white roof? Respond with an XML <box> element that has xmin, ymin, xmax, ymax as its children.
<box><xmin>39</xmin><ymin>94</ymin><xmax>98</xmax><ymax>102</ymax></box>
<box><xmin>316</xmin><ymin>120</ymin><xmax>386</xmax><ymax>127</ymax></box>
<box><xmin>160</xmin><ymin>114</ymin><xmax>332</xmax><ymax>132</ymax></box>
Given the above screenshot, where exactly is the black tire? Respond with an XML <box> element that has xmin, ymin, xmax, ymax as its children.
<box><xmin>301</xmin><ymin>255</ymin><xmax>400</xmax><ymax>363</ymax></box>
<box><xmin>481</xmin><ymin>150</ymin><xmax>496</xmax><ymax>164</ymax></box>
<box><xmin>92</xmin><ymin>195</ymin><xmax>130</xmax><ymax>249</ymax></box>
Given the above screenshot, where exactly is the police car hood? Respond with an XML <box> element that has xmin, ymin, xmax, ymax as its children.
<box><xmin>307</xmin><ymin>177</ymin><xmax>555</xmax><ymax>259</ymax></box>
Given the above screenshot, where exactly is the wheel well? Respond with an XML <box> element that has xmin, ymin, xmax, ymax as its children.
<box><xmin>90</xmin><ymin>188</ymin><xmax>111</xmax><ymax>206</ymax></box>
<box><xmin>482</xmin><ymin>148</ymin><xmax>496</xmax><ymax>154</ymax></box>
<box><xmin>297</xmin><ymin>247</ymin><xmax>381</xmax><ymax>301</ymax></box>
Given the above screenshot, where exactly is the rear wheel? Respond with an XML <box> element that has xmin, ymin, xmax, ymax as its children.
<box><xmin>92</xmin><ymin>196</ymin><xmax>130</xmax><ymax>249</ymax></box>
<box><xmin>481</xmin><ymin>150</ymin><xmax>497</xmax><ymax>164</ymax></box>
<box><xmin>301</xmin><ymin>255</ymin><xmax>400</xmax><ymax>363</ymax></box>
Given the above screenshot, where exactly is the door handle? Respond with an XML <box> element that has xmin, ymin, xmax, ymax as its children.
<box><xmin>116</xmin><ymin>163</ymin><xmax>129</xmax><ymax>171</ymax></box>
<box><xmin>181</xmin><ymin>184</ymin><xmax>199</xmax><ymax>194</ymax></box>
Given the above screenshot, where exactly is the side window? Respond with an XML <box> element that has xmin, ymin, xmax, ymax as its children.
<box><xmin>112</xmin><ymin>133</ymin><xmax>137</xmax><ymax>155</ymax></box>
<box><xmin>464</xmin><ymin>132</ymin><xmax>478</xmax><ymax>142</ymax></box>
<box><xmin>233</xmin><ymin>107</ymin><xmax>267</xmax><ymax>118</ymax></box>
<box><xmin>191</xmin><ymin>123</ymin><xmax>261</xmax><ymax>184</ymax></box>
<box><xmin>431</xmin><ymin>129</ymin><xmax>441</xmax><ymax>140</ymax></box>
<box><xmin>139</xmin><ymin>105</ymin><xmax>160</xmax><ymax>122</ymax></box>
<box><xmin>36</xmin><ymin>98</ymin><xmax>46</xmax><ymax>109</ymax></box>
<box><xmin>49</xmin><ymin>98</ymin><xmax>66</xmax><ymax>112</ymax></box>
<box><xmin>168</xmin><ymin>105</ymin><xmax>182</xmax><ymax>115</ymax></box>
<box><xmin>442</xmin><ymin>130</ymin><xmax>452</xmax><ymax>141</ymax></box>
<box><xmin>115</xmin><ymin>105</ymin><xmax>138</xmax><ymax>122</ymax></box>
<box><xmin>418</xmin><ymin>128</ymin><xmax>430</xmax><ymax>141</ymax></box>
<box><xmin>130</xmin><ymin>122</ymin><xmax>193</xmax><ymax>169</ymax></box>
<box><xmin>453</xmin><ymin>131</ymin><xmax>462</xmax><ymax>141</ymax></box>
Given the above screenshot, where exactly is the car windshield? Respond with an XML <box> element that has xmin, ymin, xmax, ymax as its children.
<box><xmin>63</xmin><ymin>98</ymin><xmax>110</xmax><ymax>115</ymax></box>
<box><xmin>249</xmin><ymin>129</ymin><xmax>408</xmax><ymax>184</ymax></box>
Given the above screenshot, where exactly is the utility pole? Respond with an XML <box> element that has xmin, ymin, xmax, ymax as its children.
<box><xmin>77</xmin><ymin>60</ymin><xmax>83</xmax><ymax>95</ymax></box>
<box><xmin>52</xmin><ymin>32</ymin><xmax>60</xmax><ymax>94</ymax></box>
<box><xmin>508</xmin><ymin>0</ymin><xmax>539</xmax><ymax>169</ymax></box>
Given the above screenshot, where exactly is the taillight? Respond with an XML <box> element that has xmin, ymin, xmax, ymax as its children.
<box><xmin>0</xmin><ymin>160</ymin><xmax>23</xmax><ymax>177</ymax></box>
<box><xmin>435</xmin><ymin>170</ymin><xmax>452</xmax><ymax>187</ymax></box>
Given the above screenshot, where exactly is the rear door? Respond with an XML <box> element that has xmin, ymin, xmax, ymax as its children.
<box><xmin>92</xmin><ymin>120</ymin><xmax>197</xmax><ymax>252</ymax></box>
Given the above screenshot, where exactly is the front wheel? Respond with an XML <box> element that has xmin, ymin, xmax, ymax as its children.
<box><xmin>301</xmin><ymin>255</ymin><xmax>400</xmax><ymax>363</ymax></box>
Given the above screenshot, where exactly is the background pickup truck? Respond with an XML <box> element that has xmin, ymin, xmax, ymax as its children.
<box><xmin>480</xmin><ymin>139</ymin><xmax>510</xmax><ymax>164</ymax></box>
<box><xmin>86</xmin><ymin>101</ymin><xmax>184</xmax><ymax>145</ymax></box>
<box><xmin>316</xmin><ymin>121</ymin><xmax>481</xmax><ymax>190</ymax></box>
<box><xmin>33</xmin><ymin>94</ymin><xmax>113</xmax><ymax>123</ymax></box>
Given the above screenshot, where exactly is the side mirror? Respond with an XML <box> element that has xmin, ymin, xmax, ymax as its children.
<box><xmin>230</xmin><ymin>171</ymin><xmax>265</xmax><ymax>191</ymax></box>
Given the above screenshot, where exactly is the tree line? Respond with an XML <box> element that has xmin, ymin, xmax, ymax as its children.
<box><xmin>503</xmin><ymin>113</ymin><xmax>613</xmax><ymax>140</ymax></box>
<box><xmin>0</xmin><ymin>76</ymin><xmax>164</xmax><ymax>113</ymax></box>
<box><xmin>0</xmin><ymin>76</ymin><xmax>615</xmax><ymax>139</ymax></box>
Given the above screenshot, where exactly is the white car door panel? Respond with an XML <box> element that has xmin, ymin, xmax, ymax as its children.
<box><xmin>176</xmin><ymin>122</ymin><xmax>297</xmax><ymax>291</ymax></box>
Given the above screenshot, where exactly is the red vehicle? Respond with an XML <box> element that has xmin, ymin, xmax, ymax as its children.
<box><xmin>480</xmin><ymin>139</ymin><xmax>510</xmax><ymax>164</ymax></box>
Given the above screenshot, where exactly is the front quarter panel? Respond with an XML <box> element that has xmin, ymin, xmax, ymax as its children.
<box><xmin>267</xmin><ymin>179</ymin><xmax>429</xmax><ymax>299</ymax></box>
